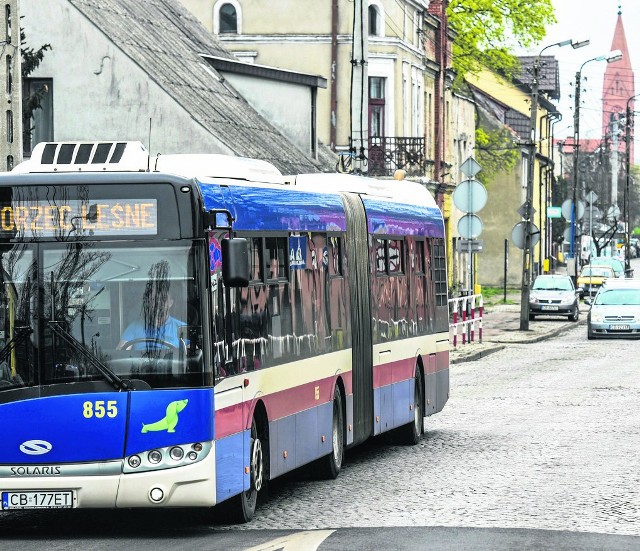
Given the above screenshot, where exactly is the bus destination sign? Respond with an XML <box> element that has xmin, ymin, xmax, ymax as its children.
<box><xmin>0</xmin><ymin>199</ymin><xmax>158</xmax><ymax>238</ymax></box>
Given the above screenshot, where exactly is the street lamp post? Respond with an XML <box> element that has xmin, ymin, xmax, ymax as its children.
<box><xmin>624</xmin><ymin>93</ymin><xmax>640</xmax><ymax>275</ymax></box>
<box><xmin>571</xmin><ymin>50</ymin><xmax>623</xmax><ymax>282</ymax></box>
<box><xmin>520</xmin><ymin>38</ymin><xmax>589</xmax><ymax>331</ymax></box>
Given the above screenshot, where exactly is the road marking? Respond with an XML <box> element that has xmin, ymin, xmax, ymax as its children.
<box><xmin>245</xmin><ymin>530</ymin><xmax>335</xmax><ymax>551</ymax></box>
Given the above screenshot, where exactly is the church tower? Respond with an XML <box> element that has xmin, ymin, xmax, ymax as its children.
<box><xmin>602</xmin><ymin>8</ymin><xmax>634</xmax><ymax>162</ymax></box>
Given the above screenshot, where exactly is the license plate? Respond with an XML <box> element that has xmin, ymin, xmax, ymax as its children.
<box><xmin>1</xmin><ymin>490</ymin><xmax>75</xmax><ymax>510</ymax></box>
<box><xmin>541</xmin><ymin>305</ymin><xmax>559</xmax><ymax>311</ymax></box>
<box><xmin>609</xmin><ymin>324</ymin><xmax>630</xmax><ymax>331</ymax></box>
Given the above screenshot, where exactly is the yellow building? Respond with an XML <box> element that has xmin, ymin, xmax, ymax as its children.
<box><xmin>465</xmin><ymin>64</ymin><xmax>559</xmax><ymax>287</ymax></box>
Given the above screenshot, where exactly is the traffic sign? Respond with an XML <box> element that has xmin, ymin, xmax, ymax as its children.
<box><xmin>453</xmin><ymin>179</ymin><xmax>488</xmax><ymax>213</ymax></box>
<box><xmin>458</xmin><ymin>213</ymin><xmax>483</xmax><ymax>239</ymax></box>
<box><xmin>607</xmin><ymin>205</ymin><xmax>621</xmax><ymax>220</ymax></box>
<box><xmin>563</xmin><ymin>226</ymin><xmax>582</xmax><ymax>242</ymax></box>
<box><xmin>460</xmin><ymin>156</ymin><xmax>482</xmax><ymax>179</ymax></box>
<box><xmin>455</xmin><ymin>239</ymin><xmax>484</xmax><ymax>253</ymax></box>
<box><xmin>547</xmin><ymin>206</ymin><xmax>562</xmax><ymax>219</ymax></box>
<box><xmin>512</xmin><ymin>221</ymin><xmax>540</xmax><ymax>249</ymax></box>
<box><xmin>561</xmin><ymin>199</ymin><xmax>585</xmax><ymax>221</ymax></box>
<box><xmin>517</xmin><ymin>201</ymin><xmax>536</xmax><ymax>219</ymax></box>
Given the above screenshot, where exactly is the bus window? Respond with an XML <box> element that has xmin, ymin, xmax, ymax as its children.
<box><xmin>266</xmin><ymin>236</ymin><xmax>287</xmax><ymax>281</ymax></box>
<box><xmin>41</xmin><ymin>242</ymin><xmax>208</xmax><ymax>389</ymax></box>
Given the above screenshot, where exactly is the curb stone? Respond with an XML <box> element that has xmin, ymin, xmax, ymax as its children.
<box><xmin>450</xmin><ymin>318</ymin><xmax>586</xmax><ymax>363</ymax></box>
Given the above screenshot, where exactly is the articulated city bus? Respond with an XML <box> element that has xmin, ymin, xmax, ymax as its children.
<box><xmin>0</xmin><ymin>142</ymin><xmax>449</xmax><ymax>522</ymax></box>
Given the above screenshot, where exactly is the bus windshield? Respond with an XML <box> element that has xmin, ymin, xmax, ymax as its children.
<box><xmin>0</xmin><ymin>240</ymin><xmax>209</xmax><ymax>395</ymax></box>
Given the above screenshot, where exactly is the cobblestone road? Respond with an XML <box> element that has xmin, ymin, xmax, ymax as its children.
<box><xmin>234</xmin><ymin>324</ymin><xmax>640</xmax><ymax>535</ymax></box>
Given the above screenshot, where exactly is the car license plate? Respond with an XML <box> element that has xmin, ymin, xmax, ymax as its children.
<box><xmin>541</xmin><ymin>305</ymin><xmax>559</xmax><ymax>311</ymax></box>
<box><xmin>1</xmin><ymin>490</ymin><xmax>75</xmax><ymax>509</ymax></box>
<box><xmin>609</xmin><ymin>324</ymin><xmax>630</xmax><ymax>331</ymax></box>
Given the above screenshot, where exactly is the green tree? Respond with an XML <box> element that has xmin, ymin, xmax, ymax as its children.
<box><xmin>448</xmin><ymin>0</ymin><xmax>556</xmax><ymax>81</ymax></box>
<box><xmin>474</xmin><ymin>123</ymin><xmax>519</xmax><ymax>188</ymax></box>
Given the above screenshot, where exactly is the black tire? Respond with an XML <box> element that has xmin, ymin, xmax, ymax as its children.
<box><xmin>317</xmin><ymin>385</ymin><xmax>344</xmax><ymax>480</ymax></box>
<box><xmin>570</xmin><ymin>307</ymin><xmax>579</xmax><ymax>322</ymax></box>
<box><xmin>529</xmin><ymin>313</ymin><xmax>535</xmax><ymax>321</ymax></box>
<box><xmin>398</xmin><ymin>369</ymin><xmax>424</xmax><ymax>445</ymax></box>
<box><xmin>222</xmin><ymin>417</ymin><xmax>264</xmax><ymax>523</ymax></box>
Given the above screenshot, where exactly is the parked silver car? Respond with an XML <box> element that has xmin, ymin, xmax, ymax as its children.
<box><xmin>529</xmin><ymin>274</ymin><xmax>581</xmax><ymax>321</ymax></box>
<box><xmin>586</xmin><ymin>279</ymin><xmax>640</xmax><ymax>339</ymax></box>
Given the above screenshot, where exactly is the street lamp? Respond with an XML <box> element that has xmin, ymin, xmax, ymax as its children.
<box><xmin>624</xmin><ymin>92</ymin><xmax>640</xmax><ymax>276</ymax></box>
<box><xmin>520</xmin><ymin>38</ymin><xmax>589</xmax><ymax>331</ymax></box>
<box><xmin>570</xmin><ymin>50</ymin><xmax>623</xmax><ymax>281</ymax></box>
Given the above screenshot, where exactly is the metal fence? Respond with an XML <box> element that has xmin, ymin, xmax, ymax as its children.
<box><xmin>368</xmin><ymin>137</ymin><xmax>431</xmax><ymax>177</ymax></box>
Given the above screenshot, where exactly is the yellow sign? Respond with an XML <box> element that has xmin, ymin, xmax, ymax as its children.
<box><xmin>0</xmin><ymin>199</ymin><xmax>158</xmax><ymax>237</ymax></box>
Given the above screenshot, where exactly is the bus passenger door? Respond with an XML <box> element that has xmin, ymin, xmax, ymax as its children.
<box><xmin>213</xmin><ymin>382</ymin><xmax>247</xmax><ymax>504</ymax></box>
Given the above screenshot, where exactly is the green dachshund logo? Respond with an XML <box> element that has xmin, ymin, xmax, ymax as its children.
<box><xmin>141</xmin><ymin>399</ymin><xmax>189</xmax><ymax>433</ymax></box>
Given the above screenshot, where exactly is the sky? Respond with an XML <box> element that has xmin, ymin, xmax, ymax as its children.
<box><xmin>520</xmin><ymin>0</ymin><xmax>639</xmax><ymax>141</ymax></box>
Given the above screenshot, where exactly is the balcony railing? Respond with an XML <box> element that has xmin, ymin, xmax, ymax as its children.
<box><xmin>368</xmin><ymin>136</ymin><xmax>431</xmax><ymax>177</ymax></box>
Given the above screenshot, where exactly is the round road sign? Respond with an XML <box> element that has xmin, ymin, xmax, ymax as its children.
<box><xmin>453</xmin><ymin>179</ymin><xmax>488</xmax><ymax>213</ymax></box>
<box><xmin>511</xmin><ymin>221</ymin><xmax>540</xmax><ymax>250</ymax></box>
<box><xmin>458</xmin><ymin>213</ymin><xmax>483</xmax><ymax>239</ymax></box>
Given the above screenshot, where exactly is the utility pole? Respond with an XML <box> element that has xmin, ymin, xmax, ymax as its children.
<box><xmin>0</xmin><ymin>0</ymin><xmax>23</xmax><ymax>171</ymax></box>
<box><xmin>624</xmin><ymin>94</ymin><xmax>639</xmax><ymax>275</ymax></box>
<box><xmin>350</xmin><ymin>0</ymin><xmax>368</xmax><ymax>174</ymax></box>
<box><xmin>521</xmin><ymin>39</ymin><xmax>588</xmax><ymax>330</ymax></box>
<box><xmin>330</xmin><ymin>0</ymin><xmax>339</xmax><ymax>151</ymax></box>
<box><xmin>611</xmin><ymin>115</ymin><xmax>620</xmax><ymax>212</ymax></box>
<box><xmin>520</xmin><ymin>55</ymin><xmax>540</xmax><ymax>331</ymax></box>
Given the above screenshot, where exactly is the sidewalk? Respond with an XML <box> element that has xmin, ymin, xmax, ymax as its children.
<box><xmin>449</xmin><ymin>299</ymin><xmax>585</xmax><ymax>364</ymax></box>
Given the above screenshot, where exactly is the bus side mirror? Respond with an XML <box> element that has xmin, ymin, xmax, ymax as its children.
<box><xmin>222</xmin><ymin>237</ymin><xmax>249</xmax><ymax>287</ymax></box>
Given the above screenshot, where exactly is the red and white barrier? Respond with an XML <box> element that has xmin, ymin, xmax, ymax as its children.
<box><xmin>449</xmin><ymin>294</ymin><xmax>483</xmax><ymax>347</ymax></box>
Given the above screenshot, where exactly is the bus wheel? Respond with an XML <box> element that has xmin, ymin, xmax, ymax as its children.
<box><xmin>399</xmin><ymin>369</ymin><xmax>423</xmax><ymax>445</ymax></box>
<box><xmin>318</xmin><ymin>385</ymin><xmax>344</xmax><ymax>479</ymax></box>
<box><xmin>225</xmin><ymin>418</ymin><xmax>264</xmax><ymax>523</ymax></box>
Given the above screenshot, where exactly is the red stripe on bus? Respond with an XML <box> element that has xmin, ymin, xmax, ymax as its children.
<box><xmin>373</xmin><ymin>356</ymin><xmax>415</xmax><ymax>388</ymax></box>
<box><xmin>214</xmin><ymin>401</ymin><xmax>244</xmax><ymax>439</ymax></box>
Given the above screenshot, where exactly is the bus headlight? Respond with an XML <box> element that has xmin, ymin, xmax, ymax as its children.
<box><xmin>169</xmin><ymin>446</ymin><xmax>184</xmax><ymax>461</ymax></box>
<box><xmin>123</xmin><ymin>441</ymin><xmax>212</xmax><ymax>474</ymax></box>
<box><xmin>128</xmin><ymin>455</ymin><xmax>141</xmax><ymax>469</ymax></box>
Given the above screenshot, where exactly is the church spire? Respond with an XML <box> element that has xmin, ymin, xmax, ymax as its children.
<box><xmin>602</xmin><ymin>11</ymin><xmax>634</xmax><ymax>162</ymax></box>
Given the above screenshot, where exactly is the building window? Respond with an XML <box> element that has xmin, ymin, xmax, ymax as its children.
<box><xmin>5</xmin><ymin>4</ymin><xmax>11</xmax><ymax>44</ymax></box>
<box><xmin>219</xmin><ymin>3</ymin><xmax>237</xmax><ymax>33</ymax></box>
<box><xmin>6</xmin><ymin>110</ymin><xmax>12</xmax><ymax>143</ymax></box>
<box><xmin>213</xmin><ymin>0</ymin><xmax>242</xmax><ymax>35</ymax></box>
<box><xmin>23</xmin><ymin>78</ymin><xmax>53</xmax><ymax>156</ymax></box>
<box><xmin>368</xmin><ymin>2</ymin><xmax>384</xmax><ymax>37</ymax></box>
<box><xmin>368</xmin><ymin>6</ymin><xmax>379</xmax><ymax>36</ymax></box>
<box><xmin>5</xmin><ymin>54</ymin><xmax>11</xmax><ymax>94</ymax></box>
<box><xmin>369</xmin><ymin>77</ymin><xmax>385</xmax><ymax>138</ymax></box>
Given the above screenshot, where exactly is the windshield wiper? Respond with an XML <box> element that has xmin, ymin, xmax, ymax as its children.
<box><xmin>46</xmin><ymin>320</ymin><xmax>132</xmax><ymax>391</ymax></box>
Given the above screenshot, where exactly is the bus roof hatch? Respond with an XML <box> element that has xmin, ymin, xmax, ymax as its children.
<box><xmin>13</xmin><ymin>141</ymin><xmax>150</xmax><ymax>173</ymax></box>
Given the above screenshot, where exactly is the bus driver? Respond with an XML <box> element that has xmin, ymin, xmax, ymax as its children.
<box><xmin>117</xmin><ymin>264</ymin><xmax>185</xmax><ymax>350</ymax></box>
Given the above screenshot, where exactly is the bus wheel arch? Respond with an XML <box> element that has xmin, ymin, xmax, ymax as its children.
<box><xmin>248</xmin><ymin>400</ymin><xmax>270</xmax><ymax>491</ymax></box>
<box><xmin>397</xmin><ymin>359</ymin><xmax>424</xmax><ymax>445</ymax></box>
<box><xmin>317</xmin><ymin>378</ymin><xmax>345</xmax><ymax>479</ymax></box>
<box><xmin>222</xmin><ymin>399</ymin><xmax>269</xmax><ymax>523</ymax></box>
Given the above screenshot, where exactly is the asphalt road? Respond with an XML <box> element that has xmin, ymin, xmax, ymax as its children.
<box><xmin>2</xmin><ymin>299</ymin><xmax>639</xmax><ymax>550</ymax></box>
